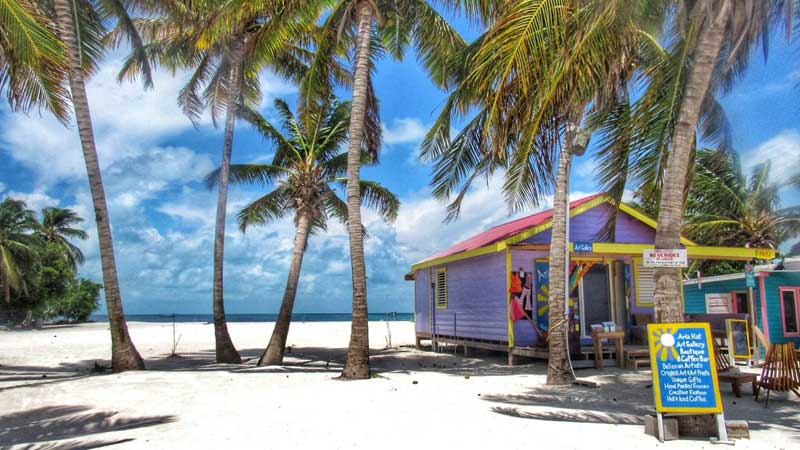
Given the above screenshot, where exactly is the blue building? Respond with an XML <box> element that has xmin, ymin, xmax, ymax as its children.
<box><xmin>683</xmin><ymin>266</ymin><xmax>800</xmax><ymax>347</ymax></box>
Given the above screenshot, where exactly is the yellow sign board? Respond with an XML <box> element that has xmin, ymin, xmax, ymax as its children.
<box><xmin>648</xmin><ymin>322</ymin><xmax>723</xmax><ymax>413</ymax></box>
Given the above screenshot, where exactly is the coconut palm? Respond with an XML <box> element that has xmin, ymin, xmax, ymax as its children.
<box><xmin>0</xmin><ymin>199</ymin><xmax>40</xmax><ymax>305</ymax></box>
<box><xmin>37</xmin><ymin>207</ymin><xmax>88</xmax><ymax>271</ymax></box>
<box><xmin>644</xmin><ymin>0</ymin><xmax>792</xmax><ymax>323</ymax></box>
<box><xmin>0</xmin><ymin>0</ymin><xmax>71</xmax><ymax>121</ymax></box>
<box><xmin>207</xmin><ymin>98</ymin><xmax>399</xmax><ymax>366</ymax></box>
<box><xmin>42</xmin><ymin>0</ymin><xmax>162</xmax><ymax>371</ymax></box>
<box><xmin>307</xmin><ymin>0</ymin><xmax>465</xmax><ymax>380</ymax></box>
<box><xmin>684</xmin><ymin>149</ymin><xmax>800</xmax><ymax>250</ymax></box>
<box><xmin>119</xmin><ymin>0</ymin><xmax>333</xmax><ymax>364</ymax></box>
<box><xmin>423</xmin><ymin>0</ymin><xmax>666</xmax><ymax>385</ymax></box>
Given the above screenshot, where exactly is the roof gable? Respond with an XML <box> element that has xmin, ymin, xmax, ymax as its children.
<box><xmin>415</xmin><ymin>194</ymin><xmax>695</xmax><ymax>268</ymax></box>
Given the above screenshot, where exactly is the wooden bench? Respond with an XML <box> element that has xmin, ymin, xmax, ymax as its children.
<box><xmin>755</xmin><ymin>342</ymin><xmax>800</xmax><ymax>407</ymax></box>
<box><xmin>624</xmin><ymin>347</ymin><xmax>650</xmax><ymax>370</ymax></box>
<box><xmin>713</xmin><ymin>339</ymin><xmax>756</xmax><ymax>398</ymax></box>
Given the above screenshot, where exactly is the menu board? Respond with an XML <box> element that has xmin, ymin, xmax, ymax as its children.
<box><xmin>726</xmin><ymin>319</ymin><xmax>751</xmax><ymax>359</ymax></box>
<box><xmin>647</xmin><ymin>323</ymin><xmax>723</xmax><ymax>413</ymax></box>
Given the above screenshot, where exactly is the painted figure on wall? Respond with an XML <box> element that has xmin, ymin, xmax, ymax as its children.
<box><xmin>510</xmin><ymin>268</ymin><xmax>546</xmax><ymax>343</ymax></box>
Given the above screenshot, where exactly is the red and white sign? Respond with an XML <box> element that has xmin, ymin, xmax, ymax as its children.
<box><xmin>643</xmin><ymin>249</ymin><xmax>688</xmax><ymax>268</ymax></box>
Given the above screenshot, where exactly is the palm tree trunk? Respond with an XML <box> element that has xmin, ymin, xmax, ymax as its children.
<box><xmin>341</xmin><ymin>1</ymin><xmax>373</xmax><ymax>380</ymax></box>
<box><xmin>652</xmin><ymin>1</ymin><xmax>730</xmax><ymax>324</ymax></box>
<box><xmin>52</xmin><ymin>0</ymin><xmax>143</xmax><ymax>372</ymax></box>
<box><xmin>545</xmin><ymin>114</ymin><xmax>583</xmax><ymax>386</ymax></box>
<box><xmin>211</xmin><ymin>40</ymin><xmax>244</xmax><ymax>364</ymax></box>
<box><xmin>258</xmin><ymin>214</ymin><xmax>312</xmax><ymax>366</ymax></box>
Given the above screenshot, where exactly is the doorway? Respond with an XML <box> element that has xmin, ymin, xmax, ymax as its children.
<box><xmin>580</xmin><ymin>264</ymin><xmax>612</xmax><ymax>338</ymax></box>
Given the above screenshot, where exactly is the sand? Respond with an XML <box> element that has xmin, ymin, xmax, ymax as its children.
<box><xmin>1</xmin><ymin>321</ymin><xmax>798</xmax><ymax>450</ymax></box>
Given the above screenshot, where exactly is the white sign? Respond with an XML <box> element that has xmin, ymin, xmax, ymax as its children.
<box><xmin>643</xmin><ymin>249</ymin><xmax>688</xmax><ymax>268</ymax></box>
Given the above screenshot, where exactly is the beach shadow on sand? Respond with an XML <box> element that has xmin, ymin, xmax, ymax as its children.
<box><xmin>137</xmin><ymin>345</ymin><xmax>545</xmax><ymax>378</ymax></box>
<box><xmin>0</xmin><ymin>405</ymin><xmax>176</xmax><ymax>449</ymax></box>
<box><xmin>481</xmin><ymin>370</ymin><xmax>800</xmax><ymax>439</ymax></box>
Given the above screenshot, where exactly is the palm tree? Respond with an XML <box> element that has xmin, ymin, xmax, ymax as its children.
<box><xmin>684</xmin><ymin>149</ymin><xmax>800</xmax><ymax>251</ymax></box>
<box><xmin>646</xmin><ymin>0</ymin><xmax>791</xmax><ymax>323</ymax></box>
<box><xmin>422</xmin><ymin>0</ymin><xmax>665</xmax><ymax>385</ymax></box>
<box><xmin>47</xmin><ymin>0</ymin><xmax>159</xmax><ymax>371</ymax></box>
<box><xmin>120</xmin><ymin>0</ymin><xmax>331</xmax><ymax>364</ymax></box>
<box><xmin>309</xmin><ymin>0</ymin><xmax>465</xmax><ymax>380</ymax></box>
<box><xmin>0</xmin><ymin>0</ymin><xmax>71</xmax><ymax>121</ymax></box>
<box><xmin>38</xmin><ymin>207</ymin><xmax>88</xmax><ymax>271</ymax></box>
<box><xmin>209</xmin><ymin>98</ymin><xmax>399</xmax><ymax>366</ymax></box>
<box><xmin>0</xmin><ymin>199</ymin><xmax>40</xmax><ymax>305</ymax></box>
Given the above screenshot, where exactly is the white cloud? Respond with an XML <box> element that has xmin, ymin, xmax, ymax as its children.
<box><xmin>382</xmin><ymin>118</ymin><xmax>427</xmax><ymax>144</ymax></box>
<box><xmin>0</xmin><ymin>182</ymin><xmax>5</xmax><ymax>192</ymax></box>
<box><xmin>574</xmin><ymin>158</ymin><xmax>597</xmax><ymax>178</ymax></box>
<box><xmin>1</xmin><ymin>54</ymin><xmax>295</xmax><ymax>187</ymax></box>
<box><xmin>6</xmin><ymin>189</ymin><xmax>59</xmax><ymax>211</ymax></box>
<box><xmin>741</xmin><ymin>129</ymin><xmax>800</xmax><ymax>185</ymax></box>
<box><xmin>391</xmin><ymin>174</ymin><xmax>594</xmax><ymax>263</ymax></box>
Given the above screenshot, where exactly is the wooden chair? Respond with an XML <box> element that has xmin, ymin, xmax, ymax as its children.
<box><xmin>754</xmin><ymin>342</ymin><xmax>800</xmax><ymax>407</ymax></box>
<box><xmin>713</xmin><ymin>339</ymin><xmax>757</xmax><ymax>398</ymax></box>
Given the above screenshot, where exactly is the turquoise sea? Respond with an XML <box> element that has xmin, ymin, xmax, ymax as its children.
<box><xmin>89</xmin><ymin>312</ymin><xmax>414</xmax><ymax>323</ymax></box>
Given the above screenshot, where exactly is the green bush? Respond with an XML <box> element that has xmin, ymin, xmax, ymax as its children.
<box><xmin>48</xmin><ymin>278</ymin><xmax>102</xmax><ymax>322</ymax></box>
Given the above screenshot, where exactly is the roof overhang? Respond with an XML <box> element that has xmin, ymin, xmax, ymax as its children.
<box><xmin>411</xmin><ymin>195</ymin><xmax>774</xmax><ymax>272</ymax></box>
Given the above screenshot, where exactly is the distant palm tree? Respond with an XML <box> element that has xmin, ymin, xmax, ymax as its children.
<box><xmin>309</xmin><ymin>0</ymin><xmax>465</xmax><ymax>380</ymax></box>
<box><xmin>0</xmin><ymin>199</ymin><xmax>40</xmax><ymax>304</ymax></box>
<box><xmin>38</xmin><ymin>207</ymin><xmax>88</xmax><ymax>270</ymax></box>
<box><xmin>120</xmin><ymin>0</ymin><xmax>331</xmax><ymax>364</ymax></box>
<box><xmin>684</xmin><ymin>149</ymin><xmax>800</xmax><ymax>251</ymax></box>
<box><xmin>208</xmin><ymin>98</ymin><xmax>399</xmax><ymax>366</ymax></box>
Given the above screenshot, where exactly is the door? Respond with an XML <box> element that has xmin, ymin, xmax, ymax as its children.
<box><xmin>732</xmin><ymin>292</ymin><xmax>749</xmax><ymax>314</ymax></box>
<box><xmin>580</xmin><ymin>264</ymin><xmax>612</xmax><ymax>338</ymax></box>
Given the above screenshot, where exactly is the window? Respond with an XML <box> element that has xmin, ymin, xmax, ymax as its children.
<box><xmin>435</xmin><ymin>268</ymin><xmax>447</xmax><ymax>309</ymax></box>
<box><xmin>780</xmin><ymin>288</ymin><xmax>800</xmax><ymax>336</ymax></box>
<box><xmin>731</xmin><ymin>292</ymin><xmax>749</xmax><ymax>314</ymax></box>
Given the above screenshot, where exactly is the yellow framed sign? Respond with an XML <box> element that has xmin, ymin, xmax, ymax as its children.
<box><xmin>726</xmin><ymin>319</ymin><xmax>752</xmax><ymax>360</ymax></box>
<box><xmin>647</xmin><ymin>322</ymin><xmax>723</xmax><ymax>413</ymax></box>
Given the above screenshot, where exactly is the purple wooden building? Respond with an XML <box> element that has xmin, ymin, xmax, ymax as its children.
<box><xmin>407</xmin><ymin>194</ymin><xmax>776</xmax><ymax>365</ymax></box>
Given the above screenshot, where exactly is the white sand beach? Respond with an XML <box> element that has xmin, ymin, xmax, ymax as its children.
<box><xmin>1</xmin><ymin>321</ymin><xmax>798</xmax><ymax>450</ymax></box>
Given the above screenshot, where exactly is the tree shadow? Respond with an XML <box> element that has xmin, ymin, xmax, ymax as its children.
<box><xmin>139</xmin><ymin>346</ymin><xmax>545</xmax><ymax>378</ymax></box>
<box><xmin>481</xmin><ymin>372</ymin><xmax>800</xmax><ymax>438</ymax></box>
<box><xmin>0</xmin><ymin>405</ymin><xmax>176</xmax><ymax>448</ymax></box>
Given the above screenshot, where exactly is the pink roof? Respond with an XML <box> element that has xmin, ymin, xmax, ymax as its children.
<box><xmin>419</xmin><ymin>193</ymin><xmax>605</xmax><ymax>263</ymax></box>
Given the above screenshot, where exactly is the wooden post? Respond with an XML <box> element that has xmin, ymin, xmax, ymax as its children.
<box><xmin>747</xmin><ymin>286</ymin><xmax>760</xmax><ymax>364</ymax></box>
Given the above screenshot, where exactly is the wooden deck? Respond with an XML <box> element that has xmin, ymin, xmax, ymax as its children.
<box><xmin>416</xmin><ymin>333</ymin><xmax>651</xmax><ymax>369</ymax></box>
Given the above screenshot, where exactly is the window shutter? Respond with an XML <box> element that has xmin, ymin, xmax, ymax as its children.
<box><xmin>635</xmin><ymin>261</ymin><xmax>655</xmax><ymax>306</ymax></box>
<box><xmin>435</xmin><ymin>268</ymin><xmax>447</xmax><ymax>308</ymax></box>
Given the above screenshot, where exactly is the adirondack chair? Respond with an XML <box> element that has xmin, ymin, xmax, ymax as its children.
<box><xmin>712</xmin><ymin>339</ymin><xmax>756</xmax><ymax>397</ymax></box>
<box><xmin>754</xmin><ymin>342</ymin><xmax>800</xmax><ymax>407</ymax></box>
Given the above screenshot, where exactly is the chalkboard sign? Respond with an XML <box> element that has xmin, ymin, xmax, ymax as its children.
<box><xmin>726</xmin><ymin>319</ymin><xmax>751</xmax><ymax>359</ymax></box>
<box><xmin>647</xmin><ymin>323</ymin><xmax>723</xmax><ymax>413</ymax></box>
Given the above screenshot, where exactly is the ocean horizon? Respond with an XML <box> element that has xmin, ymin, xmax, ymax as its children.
<box><xmin>90</xmin><ymin>312</ymin><xmax>414</xmax><ymax>323</ymax></box>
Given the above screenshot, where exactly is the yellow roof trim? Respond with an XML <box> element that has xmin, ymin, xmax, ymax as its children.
<box><xmin>410</xmin><ymin>195</ymin><xmax>739</xmax><ymax>272</ymax></box>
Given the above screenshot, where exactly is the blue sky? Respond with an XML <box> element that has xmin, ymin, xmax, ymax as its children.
<box><xmin>1</xmin><ymin>19</ymin><xmax>798</xmax><ymax>315</ymax></box>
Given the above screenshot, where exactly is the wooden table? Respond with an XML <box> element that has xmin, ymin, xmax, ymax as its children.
<box><xmin>592</xmin><ymin>330</ymin><xmax>625</xmax><ymax>369</ymax></box>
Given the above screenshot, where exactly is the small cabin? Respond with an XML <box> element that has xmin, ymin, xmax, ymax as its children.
<box><xmin>406</xmin><ymin>194</ymin><xmax>776</xmax><ymax>365</ymax></box>
<box><xmin>683</xmin><ymin>268</ymin><xmax>800</xmax><ymax>348</ymax></box>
